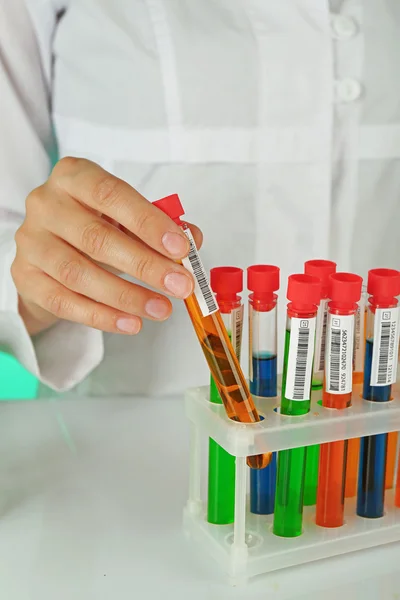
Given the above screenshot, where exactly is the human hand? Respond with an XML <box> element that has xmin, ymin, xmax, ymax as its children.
<box><xmin>12</xmin><ymin>157</ymin><xmax>202</xmax><ymax>336</ymax></box>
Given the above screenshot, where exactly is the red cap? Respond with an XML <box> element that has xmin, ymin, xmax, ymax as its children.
<box><xmin>287</xmin><ymin>274</ymin><xmax>322</xmax><ymax>310</ymax></box>
<box><xmin>210</xmin><ymin>266</ymin><xmax>243</xmax><ymax>296</ymax></box>
<box><xmin>367</xmin><ymin>268</ymin><xmax>400</xmax><ymax>301</ymax></box>
<box><xmin>304</xmin><ymin>259</ymin><xmax>337</xmax><ymax>297</ymax></box>
<box><xmin>247</xmin><ymin>265</ymin><xmax>280</xmax><ymax>295</ymax></box>
<box><xmin>329</xmin><ymin>272</ymin><xmax>362</xmax><ymax>307</ymax></box>
<box><xmin>153</xmin><ymin>194</ymin><xmax>185</xmax><ymax>223</ymax></box>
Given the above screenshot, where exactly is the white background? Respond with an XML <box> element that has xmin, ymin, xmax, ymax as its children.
<box><xmin>0</xmin><ymin>397</ymin><xmax>399</xmax><ymax>599</ymax></box>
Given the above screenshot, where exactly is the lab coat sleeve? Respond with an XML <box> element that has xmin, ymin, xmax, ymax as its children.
<box><xmin>0</xmin><ymin>0</ymin><xmax>103</xmax><ymax>391</ymax></box>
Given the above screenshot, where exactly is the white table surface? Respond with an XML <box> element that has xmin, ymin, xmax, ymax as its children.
<box><xmin>0</xmin><ymin>396</ymin><xmax>399</xmax><ymax>600</ymax></box>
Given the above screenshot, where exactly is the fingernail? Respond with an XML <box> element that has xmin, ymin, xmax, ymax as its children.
<box><xmin>145</xmin><ymin>298</ymin><xmax>171</xmax><ymax>320</ymax></box>
<box><xmin>162</xmin><ymin>232</ymin><xmax>188</xmax><ymax>257</ymax></box>
<box><xmin>116</xmin><ymin>317</ymin><xmax>141</xmax><ymax>334</ymax></box>
<box><xmin>164</xmin><ymin>272</ymin><xmax>193</xmax><ymax>298</ymax></box>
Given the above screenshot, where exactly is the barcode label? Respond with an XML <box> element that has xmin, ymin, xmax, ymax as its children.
<box><xmin>231</xmin><ymin>306</ymin><xmax>244</xmax><ymax>361</ymax></box>
<box><xmin>313</xmin><ymin>299</ymin><xmax>329</xmax><ymax>375</ymax></box>
<box><xmin>370</xmin><ymin>307</ymin><xmax>400</xmax><ymax>386</ymax></box>
<box><xmin>285</xmin><ymin>317</ymin><xmax>316</xmax><ymax>401</ymax></box>
<box><xmin>326</xmin><ymin>314</ymin><xmax>354</xmax><ymax>394</ymax></box>
<box><xmin>182</xmin><ymin>228</ymin><xmax>218</xmax><ymax>317</ymax></box>
<box><xmin>353</xmin><ymin>294</ymin><xmax>366</xmax><ymax>373</ymax></box>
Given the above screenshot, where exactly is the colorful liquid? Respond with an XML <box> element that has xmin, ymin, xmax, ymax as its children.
<box><xmin>250</xmin><ymin>451</ymin><xmax>277</xmax><ymax>515</ymax></box>
<box><xmin>185</xmin><ymin>295</ymin><xmax>271</xmax><ymax>469</ymax></box>
<box><xmin>273</xmin><ymin>328</ymin><xmax>311</xmax><ymax>537</ymax></box>
<box><xmin>303</xmin><ymin>445</ymin><xmax>319</xmax><ymax>506</ymax></box>
<box><xmin>316</xmin><ymin>440</ymin><xmax>348</xmax><ymax>527</ymax></box>
<box><xmin>208</xmin><ymin>437</ymin><xmax>236</xmax><ymax>524</ymax></box>
<box><xmin>249</xmin><ymin>354</ymin><xmax>277</xmax><ymax>515</ymax></box>
<box><xmin>345</xmin><ymin>437</ymin><xmax>360</xmax><ymax>498</ymax></box>
<box><xmin>250</xmin><ymin>354</ymin><xmax>277</xmax><ymax>397</ymax></box>
<box><xmin>358</xmin><ymin>339</ymin><xmax>390</xmax><ymax>518</ymax></box>
<box><xmin>385</xmin><ymin>432</ymin><xmax>398</xmax><ymax>489</ymax></box>
<box><xmin>208</xmin><ymin>330</ymin><xmax>236</xmax><ymax>524</ymax></box>
<box><xmin>395</xmin><ymin>452</ymin><xmax>400</xmax><ymax>508</ymax></box>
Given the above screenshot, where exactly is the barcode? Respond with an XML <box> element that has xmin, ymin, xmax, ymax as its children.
<box><xmin>318</xmin><ymin>308</ymin><xmax>328</xmax><ymax>372</ymax></box>
<box><xmin>329</xmin><ymin>328</ymin><xmax>341</xmax><ymax>392</ymax></box>
<box><xmin>293</xmin><ymin>328</ymin><xmax>310</xmax><ymax>400</ymax></box>
<box><xmin>377</xmin><ymin>321</ymin><xmax>391</xmax><ymax>384</ymax></box>
<box><xmin>234</xmin><ymin>308</ymin><xmax>242</xmax><ymax>359</ymax></box>
<box><xmin>182</xmin><ymin>229</ymin><xmax>218</xmax><ymax>317</ymax></box>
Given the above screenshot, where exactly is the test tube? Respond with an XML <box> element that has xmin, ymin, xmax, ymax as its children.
<box><xmin>316</xmin><ymin>273</ymin><xmax>362</xmax><ymax>528</ymax></box>
<box><xmin>345</xmin><ymin>285</ymin><xmax>367</xmax><ymax>498</ymax></box>
<box><xmin>357</xmin><ymin>268</ymin><xmax>400</xmax><ymax>519</ymax></box>
<box><xmin>247</xmin><ymin>265</ymin><xmax>280</xmax><ymax>515</ymax></box>
<box><xmin>395</xmin><ymin>451</ymin><xmax>400</xmax><ymax>508</ymax></box>
<box><xmin>153</xmin><ymin>194</ymin><xmax>270</xmax><ymax>470</ymax></box>
<box><xmin>207</xmin><ymin>266</ymin><xmax>244</xmax><ymax>524</ymax></box>
<box><xmin>303</xmin><ymin>260</ymin><xmax>337</xmax><ymax>506</ymax></box>
<box><xmin>385</xmin><ymin>431</ymin><xmax>398</xmax><ymax>490</ymax></box>
<box><xmin>353</xmin><ymin>285</ymin><xmax>367</xmax><ymax>384</ymax></box>
<box><xmin>273</xmin><ymin>274</ymin><xmax>321</xmax><ymax>538</ymax></box>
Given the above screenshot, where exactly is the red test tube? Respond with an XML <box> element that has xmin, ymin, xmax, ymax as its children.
<box><xmin>316</xmin><ymin>272</ymin><xmax>362</xmax><ymax>528</ymax></box>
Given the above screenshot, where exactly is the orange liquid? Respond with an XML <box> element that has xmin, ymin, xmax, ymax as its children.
<box><xmin>352</xmin><ymin>372</ymin><xmax>363</xmax><ymax>384</ymax></box>
<box><xmin>316</xmin><ymin>440</ymin><xmax>347</xmax><ymax>527</ymax></box>
<box><xmin>345</xmin><ymin>437</ymin><xmax>360</xmax><ymax>498</ymax></box>
<box><xmin>185</xmin><ymin>294</ymin><xmax>271</xmax><ymax>469</ymax></box>
<box><xmin>316</xmin><ymin>389</ymin><xmax>351</xmax><ymax>527</ymax></box>
<box><xmin>385</xmin><ymin>431</ymin><xmax>398</xmax><ymax>489</ymax></box>
<box><xmin>395</xmin><ymin>451</ymin><xmax>400</xmax><ymax>508</ymax></box>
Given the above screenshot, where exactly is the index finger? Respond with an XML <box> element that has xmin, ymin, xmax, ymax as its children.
<box><xmin>51</xmin><ymin>157</ymin><xmax>191</xmax><ymax>260</ymax></box>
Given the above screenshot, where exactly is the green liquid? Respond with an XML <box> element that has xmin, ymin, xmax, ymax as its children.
<box><xmin>303</xmin><ymin>444</ymin><xmax>320</xmax><ymax>506</ymax></box>
<box><xmin>207</xmin><ymin>338</ymin><xmax>236</xmax><ymax>524</ymax></box>
<box><xmin>273</xmin><ymin>328</ymin><xmax>311</xmax><ymax>537</ymax></box>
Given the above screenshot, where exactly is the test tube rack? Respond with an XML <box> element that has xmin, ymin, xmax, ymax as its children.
<box><xmin>183</xmin><ymin>383</ymin><xmax>400</xmax><ymax>585</ymax></box>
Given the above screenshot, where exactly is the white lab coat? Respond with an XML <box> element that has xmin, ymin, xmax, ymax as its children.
<box><xmin>0</xmin><ymin>0</ymin><xmax>399</xmax><ymax>398</ymax></box>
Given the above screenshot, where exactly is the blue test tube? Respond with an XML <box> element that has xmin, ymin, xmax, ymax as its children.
<box><xmin>248</xmin><ymin>265</ymin><xmax>280</xmax><ymax>515</ymax></box>
<box><xmin>357</xmin><ymin>268</ymin><xmax>400</xmax><ymax>519</ymax></box>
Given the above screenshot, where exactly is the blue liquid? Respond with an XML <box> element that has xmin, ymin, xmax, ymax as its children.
<box><xmin>362</xmin><ymin>339</ymin><xmax>391</xmax><ymax>402</ymax></box>
<box><xmin>250</xmin><ymin>453</ymin><xmax>277</xmax><ymax>514</ymax></box>
<box><xmin>250</xmin><ymin>354</ymin><xmax>277</xmax><ymax>397</ymax></box>
<box><xmin>357</xmin><ymin>339</ymin><xmax>390</xmax><ymax>518</ymax></box>
<box><xmin>250</xmin><ymin>354</ymin><xmax>277</xmax><ymax>515</ymax></box>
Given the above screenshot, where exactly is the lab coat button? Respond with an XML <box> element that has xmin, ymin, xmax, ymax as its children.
<box><xmin>335</xmin><ymin>78</ymin><xmax>362</xmax><ymax>103</ymax></box>
<box><xmin>331</xmin><ymin>15</ymin><xmax>358</xmax><ymax>39</ymax></box>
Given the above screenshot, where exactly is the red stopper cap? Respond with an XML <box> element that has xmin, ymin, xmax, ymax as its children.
<box><xmin>329</xmin><ymin>272</ymin><xmax>363</xmax><ymax>305</ymax></box>
<box><xmin>367</xmin><ymin>268</ymin><xmax>400</xmax><ymax>300</ymax></box>
<box><xmin>210</xmin><ymin>266</ymin><xmax>243</xmax><ymax>295</ymax></box>
<box><xmin>153</xmin><ymin>194</ymin><xmax>185</xmax><ymax>222</ymax></box>
<box><xmin>304</xmin><ymin>259</ymin><xmax>337</xmax><ymax>295</ymax></box>
<box><xmin>247</xmin><ymin>265</ymin><xmax>280</xmax><ymax>294</ymax></box>
<box><xmin>287</xmin><ymin>274</ymin><xmax>322</xmax><ymax>309</ymax></box>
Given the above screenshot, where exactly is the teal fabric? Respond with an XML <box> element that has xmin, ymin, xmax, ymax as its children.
<box><xmin>0</xmin><ymin>131</ymin><xmax>59</xmax><ymax>400</ymax></box>
<box><xmin>0</xmin><ymin>352</ymin><xmax>37</xmax><ymax>399</ymax></box>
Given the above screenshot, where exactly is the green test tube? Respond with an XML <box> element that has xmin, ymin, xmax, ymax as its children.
<box><xmin>273</xmin><ymin>274</ymin><xmax>321</xmax><ymax>537</ymax></box>
<box><xmin>207</xmin><ymin>267</ymin><xmax>244</xmax><ymax>524</ymax></box>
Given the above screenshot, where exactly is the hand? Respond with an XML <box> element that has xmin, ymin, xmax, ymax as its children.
<box><xmin>12</xmin><ymin>157</ymin><xmax>202</xmax><ymax>336</ymax></box>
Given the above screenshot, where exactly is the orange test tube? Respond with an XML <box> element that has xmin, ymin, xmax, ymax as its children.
<box><xmin>153</xmin><ymin>194</ymin><xmax>270</xmax><ymax>470</ymax></box>
<box><xmin>385</xmin><ymin>431</ymin><xmax>398</xmax><ymax>489</ymax></box>
<box><xmin>316</xmin><ymin>273</ymin><xmax>362</xmax><ymax>528</ymax></box>
<box><xmin>395</xmin><ymin>450</ymin><xmax>400</xmax><ymax>508</ymax></box>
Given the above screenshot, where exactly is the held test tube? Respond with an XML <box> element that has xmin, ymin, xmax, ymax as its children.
<box><xmin>273</xmin><ymin>274</ymin><xmax>321</xmax><ymax>538</ymax></box>
<box><xmin>316</xmin><ymin>273</ymin><xmax>362</xmax><ymax>528</ymax></box>
<box><xmin>153</xmin><ymin>194</ymin><xmax>270</xmax><ymax>470</ymax></box>
<box><xmin>247</xmin><ymin>265</ymin><xmax>280</xmax><ymax>515</ymax></box>
<box><xmin>303</xmin><ymin>260</ymin><xmax>336</xmax><ymax>506</ymax></box>
<box><xmin>357</xmin><ymin>268</ymin><xmax>400</xmax><ymax>519</ymax></box>
<box><xmin>208</xmin><ymin>267</ymin><xmax>244</xmax><ymax>524</ymax></box>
